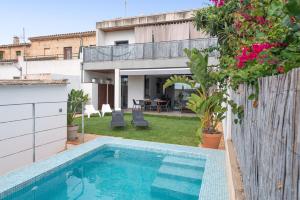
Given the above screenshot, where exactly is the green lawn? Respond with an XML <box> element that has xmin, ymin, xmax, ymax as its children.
<box><xmin>74</xmin><ymin>114</ymin><xmax>200</xmax><ymax>147</ymax></box>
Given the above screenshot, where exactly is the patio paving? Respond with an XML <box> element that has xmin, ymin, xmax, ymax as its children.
<box><xmin>66</xmin><ymin>133</ymin><xmax>225</xmax><ymax>150</ymax></box>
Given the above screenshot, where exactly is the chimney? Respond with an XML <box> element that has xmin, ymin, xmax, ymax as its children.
<box><xmin>13</xmin><ymin>36</ymin><xmax>20</xmax><ymax>44</ymax></box>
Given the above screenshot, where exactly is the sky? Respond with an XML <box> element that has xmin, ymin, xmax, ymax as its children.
<box><xmin>0</xmin><ymin>0</ymin><xmax>209</xmax><ymax>44</ymax></box>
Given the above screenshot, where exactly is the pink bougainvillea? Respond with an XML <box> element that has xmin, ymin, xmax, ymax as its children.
<box><xmin>236</xmin><ymin>43</ymin><xmax>274</xmax><ymax>68</ymax></box>
<box><xmin>236</xmin><ymin>42</ymin><xmax>288</xmax><ymax>68</ymax></box>
<box><xmin>277</xmin><ymin>66</ymin><xmax>285</xmax><ymax>73</ymax></box>
<box><xmin>256</xmin><ymin>16</ymin><xmax>268</xmax><ymax>25</ymax></box>
<box><xmin>211</xmin><ymin>0</ymin><xmax>225</xmax><ymax>7</ymax></box>
<box><xmin>241</xmin><ymin>13</ymin><xmax>252</xmax><ymax>21</ymax></box>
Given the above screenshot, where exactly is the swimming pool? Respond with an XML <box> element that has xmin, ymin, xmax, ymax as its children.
<box><xmin>0</xmin><ymin>137</ymin><xmax>228</xmax><ymax>200</ymax></box>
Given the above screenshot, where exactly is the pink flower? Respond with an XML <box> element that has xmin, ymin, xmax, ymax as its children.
<box><xmin>211</xmin><ymin>0</ymin><xmax>225</xmax><ymax>7</ymax></box>
<box><xmin>290</xmin><ymin>16</ymin><xmax>296</xmax><ymax>24</ymax></box>
<box><xmin>236</xmin><ymin>42</ymin><xmax>276</xmax><ymax>68</ymax></box>
<box><xmin>241</xmin><ymin>13</ymin><xmax>252</xmax><ymax>21</ymax></box>
<box><xmin>256</xmin><ymin>16</ymin><xmax>267</xmax><ymax>25</ymax></box>
<box><xmin>277</xmin><ymin>66</ymin><xmax>285</xmax><ymax>73</ymax></box>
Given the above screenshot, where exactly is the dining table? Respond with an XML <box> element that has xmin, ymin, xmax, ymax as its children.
<box><xmin>143</xmin><ymin>99</ymin><xmax>168</xmax><ymax>113</ymax></box>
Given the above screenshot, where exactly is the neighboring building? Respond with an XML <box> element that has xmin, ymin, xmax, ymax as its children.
<box><xmin>0</xmin><ymin>31</ymin><xmax>96</xmax><ymax>62</ymax></box>
<box><xmin>0</xmin><ymin>36</ymin><xmax>30</xmax><ymax>62</ymax></box>
<box><xmin>0</xmin><ymin>31</ymin><xmax>96</xmax><ymax>92</ymax></box>
<box><xmin>27</xmin><ymin>31</ymin><xmax>96</xmax><ymax>60</ymax></box>
<box><xmin>82</xmin><ymin>9</ymin><xmax>218</xmax><ymax>110</ymax></box>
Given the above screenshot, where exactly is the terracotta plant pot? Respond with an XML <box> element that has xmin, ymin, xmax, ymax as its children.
<box><xmin>201</xmin><ymin>131</ymin><xmax>222</xmax><ymax>149</ymax></box>
<box><xmin>67</xmin><ymin>125</ymin><xmax>79</xmax><ymax>141</ymax></box>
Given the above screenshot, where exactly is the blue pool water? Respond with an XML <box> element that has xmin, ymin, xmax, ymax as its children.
<box><xmin>3</xmin><ymin>146</ymin><xmax>206</xmax><ymax>200</ymax></box>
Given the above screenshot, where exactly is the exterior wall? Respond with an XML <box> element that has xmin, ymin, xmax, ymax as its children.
<box><xmin>0</xmin><ymin>32</ymin><xmax>96</xmax><ymax>61</ymax></box>
<box><xmin>81</xmin><ymin>83</ymin><xmax>99</xmax><ymax>109</ymax></box>
<box><xmin>25</xmin><ymin>59</ymin><xmax>81</xmax><ymax>76</ymax></box>
<box><xmin>83</xmin><ymin>70</ymin><xmax>114</xmax><ymax>83</ymax></box>
<box><xmin>0</xmin><ymin>46</ymin><xmax>29</xmax><ymax>60</ymax></box>
<box><xmin>97</xmin><ymin>29</ymin><xmax>135</xmax><ymax>46</ymax></box>
<box><xmin>96</xmin><ymin>10</ymin><xmax>195</xmax><ymax>30</ymax></box>
<box><xmin>0</xmin><ymin>59</ymin><xmax>82</xmax><ymax>92</ymax></box>
<box><xmin>0</xmin><ymin>64</ymin><xmax>22</xmax><ymax>79</ymax></box>
<box><xmin>29</xmin><ymin>35</ymin><xmax>96</xmax><ymax>58</ymax></box>
<box><xmin>127</xmin><ymin>75</ymin><xmax>145</xmax><ymax>108</ymax></box>
<box><xmin>0</xmin><ymin>84</ymin><xmax>67</xmax><ymax>175</ymax></box>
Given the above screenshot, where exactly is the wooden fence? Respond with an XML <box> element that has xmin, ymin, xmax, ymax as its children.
<box><xmin>231</xmin><ymin>68</ymin><xmax>300</xmax><ymax>200</ymax></box>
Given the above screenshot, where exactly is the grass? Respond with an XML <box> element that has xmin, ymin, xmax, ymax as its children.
<box><xmin>74</xmin><ymin>114</ymin><xmax>200</xmax><ymax>147</ymax></box>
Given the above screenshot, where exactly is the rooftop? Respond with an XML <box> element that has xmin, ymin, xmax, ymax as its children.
<box><xmin>0</xmin><ymin>31</ymin><xmax>96</xmax><ymax>47</ymax></box>
<box><xmin>28</xmin><ymin>31</ymin><xmax>96</xmax><ymax>41</ymax></box>
<box><xmin>0</xmin><ymin>79</ymin><xmax>68</xmax><ymax>86</ymax></box>
<box><xmin>0</xmin><ymin>43</ymin><xmax>30</xmax><ymax>48</ymax></box>
<box><xmin>96</xmin><ymin>9</ymin><xmax>198</xmax><ymax>31</ymax></box>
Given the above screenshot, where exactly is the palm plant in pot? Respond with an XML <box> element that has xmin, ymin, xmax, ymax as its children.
<box><xmin>67</xmin><ymin>89</ymin><xmax>88</xmax><ymax>141</ymax></box>
<box><xmin>164</xmin><ymin>49</ymin><xmax>227</xmax><ymax>149</ymax></box>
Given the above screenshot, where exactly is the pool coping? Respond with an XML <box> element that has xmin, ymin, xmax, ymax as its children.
<box><xmin>0</xmin><ymin>137</ymin><xmax>228</xmax><ymax>200</ymax></box>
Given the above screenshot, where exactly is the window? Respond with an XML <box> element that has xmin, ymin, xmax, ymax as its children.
<box><xmin>0</xmin><ymin>51</ymin><xmax>4</xmax><ymax>60</ymax></box>
<box><xmin>16</xmin><ymin>51</ymin><xmax>21</xmax><ymax>56</ymax></box>
<box><xmin>64</xmin><ymin>47</ymin><xmax>72</xmax><ymax>60</ymax></box>
<box><xmin>44</xmin><ymin>48</ymin><xmax>50</xmax><ymax>56</ymax></box>
<box><xmin>115</xmin><ymin>40</ymin><xmax>129</xmax><ymax>46</ymax></box>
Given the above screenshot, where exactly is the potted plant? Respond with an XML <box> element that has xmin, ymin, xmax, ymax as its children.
<box><xmin>164</xmin><ymin>49</ymin><xmax>226</xmax><ymax>149</ymax></box>
<box><xmin>67</xmin><ymin>89</ymin><xmax>88</xmax><ymax>141</ymax></box>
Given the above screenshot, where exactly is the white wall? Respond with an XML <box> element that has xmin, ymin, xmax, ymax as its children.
<box><xmin>0</xmin><ymin>84</ymin><xmax>68</xmax><ymax>175</ymax></box>
<box><xmin>81</xmin><ymin>83</ymin><xmax>98</xmax><ymax>109</ymax></box>
<box><xmin>97</xmin><ymin>29</ymin><xmax>135</xmax><ymax>46</ymax></box>
<box><xmin>25</xmin><ymin>59</ymin><xmax>81</xmax><ymax>76</ymax></box>
<box><xmin>128</xmin><ymin>75</ymin><xmax>145</xmax><ymax>108</ymax></box>
<box><xmin>0</xmin><ymin>64</ymin><xmax>22</xmax><ymax>79</ymax></box>
<box><xmin>83</xmin><ymin>70</ymin><xmax>114</xmax><ymax>83</ymax></box>
<box><xmin>0</xmin><ymin>60</ymin><xmax>82</xmax><ymax>91</ymax></box>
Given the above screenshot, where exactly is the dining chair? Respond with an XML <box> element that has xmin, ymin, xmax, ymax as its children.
<box><xmin>133</xmin><ymin>99</ymin><xmax>138</xmax><ymax>109</ymax></box>
<box><xmin>161</xmin><ymin>100</ymin><xmax>170</xmax><ymax>112</ymax></box>
<box><xmin>150</xmin><ymin>100</ymin><xmax>157</xmax><ymax>111</ymax></box>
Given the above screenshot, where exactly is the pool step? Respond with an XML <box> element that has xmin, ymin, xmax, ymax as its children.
<box><xmin>151</xmin><ymin>176</ymin><xmax>200</xmax><ymax>200</ymax></box>
<box><xmin>162</xmin><ymin>156</ymin><xmax>206</xmax><ymax>170</ymax></box>
<box><xmin>158</xmin><ymin>164</ymin><xmax>204</xmax><ymax>183</ymax></box>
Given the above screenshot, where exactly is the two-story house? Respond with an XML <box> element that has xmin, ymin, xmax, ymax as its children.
<box><xmin>82</xmin><ymin>9</ymin><xmax>218</xmax><ymax>110</ymax></box>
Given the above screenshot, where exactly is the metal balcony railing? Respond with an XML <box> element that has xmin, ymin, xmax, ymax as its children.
<box><xmin>24</xmin><ymin>53</ymin><xmax>80</xmax><ymax>61</ymax></box>
<box><xmin>83</xmin><ymin>38</ymin><xmax>218</xmax><ymax>63</ymax></box>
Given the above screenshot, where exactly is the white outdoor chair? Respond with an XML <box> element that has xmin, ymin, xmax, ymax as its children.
<box><xmin>84</xmin><ymin>105</ymin><xmax>101</xmax><ymax>118</ymax></box>
<box><xmin>101</xmin><ymin>104</ymin><xmax>112</xmax><ymax>117</ymax></box>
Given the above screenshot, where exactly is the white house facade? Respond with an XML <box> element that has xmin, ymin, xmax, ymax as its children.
<box><xmin>82</xmin><ymin>9</ymin><xmax>218</xmax><ymax>110</ymax></box>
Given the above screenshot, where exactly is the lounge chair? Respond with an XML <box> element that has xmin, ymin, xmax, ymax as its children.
<box><xmin>111</xmin><ymin>111</ymin><xmax>126</xmax><ymax>128</ymax></box>
<box><xmin>132</xmin><ymin>110</ymin><xmax>149</xmax><ymax>127</ymax></box>
<box><xmin>84</xmin><ymin>105</ymin><xmax>101</xmax><ymax>118</ymax></box>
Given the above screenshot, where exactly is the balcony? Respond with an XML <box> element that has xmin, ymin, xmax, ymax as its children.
<box><xmin>25</xmin><ymin>53</ymin><xmax>79</xmax><ymax>61</ymax></box>
<box><xmin>83</xmin><ymin>38</ymin><xmax>218</xmax><ymax>63</ymax></box>
<box><xmin>0</xmin><ymin>59</ymin><xmax>18</xmax><ymax>64</ymax></box>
